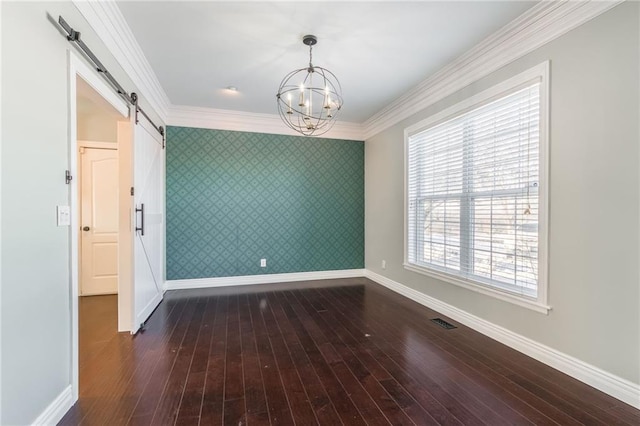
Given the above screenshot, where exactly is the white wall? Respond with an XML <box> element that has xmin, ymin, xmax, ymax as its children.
<box><xmin>0</xmin><ymin>2</ymin><xmax>162</xmax><ymax>424</ymax></box>
<box><xmin>77</xmin><ymin>113</ymin><xmax>118</xmax><ymax>142</ymax></box>
<box><xmin>365</xmin><ymin>2</ymin><xmax>639</xmax><ymax>385</ymax></box>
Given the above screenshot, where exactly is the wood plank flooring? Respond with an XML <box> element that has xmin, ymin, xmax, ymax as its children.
<box><xmin>59</xmin><ymin>278</ymin><xmax>640</xmax><ymax>425</ymax></box>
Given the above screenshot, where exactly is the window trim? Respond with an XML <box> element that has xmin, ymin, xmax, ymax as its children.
<box><xmin>403</xmin><ymin>61</ymin><xmax>550</xmax><ymax>314</ymax></box>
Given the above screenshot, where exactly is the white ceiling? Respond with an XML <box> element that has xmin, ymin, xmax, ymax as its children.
<box><xmin>116</xmin><ymin>1</ymin><xmax>536</xmax><ymax>124</ymax></box>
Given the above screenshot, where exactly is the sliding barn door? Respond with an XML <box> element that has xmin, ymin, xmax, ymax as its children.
<box><xmin>132</xmin><ymin>118</ymin><xmax>165</xmax><ymax>332</ymax></box>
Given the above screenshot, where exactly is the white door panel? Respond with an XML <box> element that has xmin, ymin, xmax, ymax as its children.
<box><xmin>132</xmin><ymin>118</ymin><xmax>164</xmax><ymax>331</ymax></box>
<box><xmin>80</xmin><ymin>148</ymin><xmax>119</xmax><ymax>295</ymax></box>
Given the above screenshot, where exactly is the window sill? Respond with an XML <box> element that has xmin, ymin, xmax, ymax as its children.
<box><xmin>403</xmin><ymin>263</ymin><xmax>551</xmax><ymax>314</ymax></box>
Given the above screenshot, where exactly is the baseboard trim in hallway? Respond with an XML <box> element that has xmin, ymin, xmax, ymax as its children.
<box><xmin>32</xmin><ymin>385</ymin><xmax>73</xmax><ymax>426</ymax></box>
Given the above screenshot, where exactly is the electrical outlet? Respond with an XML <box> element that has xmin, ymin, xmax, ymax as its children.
<box><xmin>260</xmin><ymin>258</ymin><xmax>267</xmax><ymax>268</ymax></box>
<box><xmin>381</xmin><ymin>260</ymin><xmax>386</xmax><ymax>270</ymax></box>
<box><xmin>57</xmin><ymin>205</ymin><xmax>71</xmax><ymax>226</ymax></box>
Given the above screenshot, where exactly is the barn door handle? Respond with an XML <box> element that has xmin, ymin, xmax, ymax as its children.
<box><xmin>135</xmin><ymin>203</ymin><xmax>145</xmax><ymax>236</ymax></box>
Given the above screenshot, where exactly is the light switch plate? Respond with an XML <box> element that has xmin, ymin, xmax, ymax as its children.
<box><xmin>57</xmin><ymin>205</ymin><xmax>71</xmax><ymax>226</ymax></box>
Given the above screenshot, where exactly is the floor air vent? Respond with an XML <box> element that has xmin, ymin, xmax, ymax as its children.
<box><xmin>431</xmin><ymin>318</ymin><xmax>457</xmax><ymax>330</ymax></box>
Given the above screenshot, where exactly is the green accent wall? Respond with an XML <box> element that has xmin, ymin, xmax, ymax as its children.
<box><xmin>166</xmin><ymin>126</ymin><xmax>364</xmax><ymax>280</ymax></box>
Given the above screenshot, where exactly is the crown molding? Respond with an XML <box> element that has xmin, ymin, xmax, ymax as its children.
<box><xmin>362</xmin><ymin>0</ymin><xmax>624</xmax><ymax>140</ymax></box>
<box><xmin>73</xmin><ymin>0</ymin><xmax>620</xmax><ymax>141</ymax></box>
<box><xmin>168</xmin><ymin>105</ymin><xmax>365</xmax><ymax>141</ymax></box>
<box><xmin>72</xmin><ymin>0</ymin><xmax>171</xmax><ymax>122</ymax></box>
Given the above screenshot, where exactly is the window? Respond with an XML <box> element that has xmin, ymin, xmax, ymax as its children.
<box><xmin>405</xmin><ymin>63</ymin><xmax>549</xmax><ymax>312</ymax></box>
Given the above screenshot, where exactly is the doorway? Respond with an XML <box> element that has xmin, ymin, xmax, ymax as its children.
<box><xmin>69</xmin><ymin>52</ymin><xmax>133</xmax><ymax>400</ymax></box>
<box><xmin>68</xmin><ymin>49</ymin><xmax>166</xmax><ymax>402</ymax></box>
<box><xmin>76</xmin><ymin>125</ymin><xmax>122</xmax><ymax>385</ymax></box>
<box><xmin>77</xmin><ymin>133</ymin><xmax>121</xmax><ymax>373</ymax></box>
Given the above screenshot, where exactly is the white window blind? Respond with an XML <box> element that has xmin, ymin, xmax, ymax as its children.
<box><xmin>407</xmin><ymin>82</ymin><xmax>541</xmax><ymax>299</ymax></box>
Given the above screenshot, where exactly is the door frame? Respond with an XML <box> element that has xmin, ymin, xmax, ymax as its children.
<box><xmin>68</xmin><ymin>50</ymin><xmax>130</xmax><ymax>401</ymax></box>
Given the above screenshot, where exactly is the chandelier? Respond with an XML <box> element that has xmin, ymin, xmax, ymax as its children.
<box><xmin>276</xmin><ymin>35</ymin><xmax>343</xmax><ymax>136</ymax></box>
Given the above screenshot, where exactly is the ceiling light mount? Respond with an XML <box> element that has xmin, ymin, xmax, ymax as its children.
<box><xmin>302</xmin><ymin>34</ymin><xmax>317</xmax><ymax>47</ymax></box>
<box><xmin>276</xmin><ymin>34</ymin><xmax>343</xmax><ymax>136</ymax></box>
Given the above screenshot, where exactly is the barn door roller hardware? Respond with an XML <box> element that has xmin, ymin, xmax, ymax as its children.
<box><xmin>57</xmin><ymin>15</ymin><xmax>165</xmax><ymax>147</ymax></box>
<box><xmin>131</xmin><ymin>93</ymin><xmax>165</xmax><ymax>148</ymax></box>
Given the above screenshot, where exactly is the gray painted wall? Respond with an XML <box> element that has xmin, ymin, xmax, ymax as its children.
<box><xmin>1</xmin><ymin>2</ymin><xmax>162</xmax><ymax>424</ymax></box>
<box><xmin>365</xmin><ymin>2</ymin><xmax>639</xmax><ymax>384</ymax></box>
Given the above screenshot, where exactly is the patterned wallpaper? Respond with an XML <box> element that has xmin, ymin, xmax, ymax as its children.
<box><xmin>166</xmin><ymin>126</ymin><xmax>364</xmax><ymax>280</ymax></box>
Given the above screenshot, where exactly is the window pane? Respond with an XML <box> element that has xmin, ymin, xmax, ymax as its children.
<box><xmin>407</xmin><ymin>81</ymin><xmax>541</xmax><ymax>300</ymax></box>
<box><xmin>473</xmin><ymin>194</ymin><xmax>538</xmax><ymax>294</ymax></box>
<box><xmin>472</xmin><ymin>197</ymin><xmax>493</xmax><ymax>280</ymax></box>
<box><xmin>420</xmin><ymin>199</ymin><xmax>460</xmax><ymax>271</ymax></box>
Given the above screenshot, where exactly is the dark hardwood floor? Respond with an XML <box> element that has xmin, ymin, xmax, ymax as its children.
<box><xmin>60</xmin><ymin>278</ymin><xmax>640</xmax><ymax>425</ymax></box>
<box><xmin>78</xmin><ymin>294</ymin><xmax>119</xmax><ymax>372</ymax></box>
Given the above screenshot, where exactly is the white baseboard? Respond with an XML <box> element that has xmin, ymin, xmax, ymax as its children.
<box><xmin>164</xmin><ymin>269</ymin><xmax>366</xmax><ymax>291</ymax></box>
<box><xmin>32</xmin><ymin>385</ymin><xmax>73</xmax><ymax>426</ymax></box>
<box><xmin>364</xmin><ymin>270</ymin><xmax>640</xmax><ymax>409</ymax></box>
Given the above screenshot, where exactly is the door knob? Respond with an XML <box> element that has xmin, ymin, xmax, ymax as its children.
<box><xmin>82</xmin><ymin>226</ymin><xmax>90</xmax><ymax>231</ymax></box>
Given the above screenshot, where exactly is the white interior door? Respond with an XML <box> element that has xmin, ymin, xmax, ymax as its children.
<box><xmin>80</xmin><ymin>147</ymin><xmax>119</xmax><ymax>296</ymax></box>
<box><xmin>132</xmin><ymin>118</ymin><xmax>164</xmax><ymax>332</ymax></box>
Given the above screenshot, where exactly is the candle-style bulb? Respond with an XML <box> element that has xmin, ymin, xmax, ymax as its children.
<box><xmin>324</xmin><ymin>86</ymin><xmax>331</xmax><ymax>109</ymax></box>
<box><xmin>298</xmin><ymin>84</ymin><xmax>305</xmax><ymax>107</ymax></box>
<box><xmin>304</xmin><ymin>100</ymin><xmax>310</xmax><ymax>121</ymax></box>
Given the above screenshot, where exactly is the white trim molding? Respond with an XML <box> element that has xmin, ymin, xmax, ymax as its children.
<box><xmin>72</xmin><ymin>0</ymin><xmax>170</xmax><ymax>121</ymax></box>
<box><xmin>362</xmin><ymin>0</ymin><xmax>623</xmax><ymax>139</ymax></box>
<box><xmin>168</xmin><ymin>105</ymin><xmax>365</xmax><ymax>141</ymax></box>
<box><xmin>78</xmin><ymin>140</ymin><xmax>119</xmax><ymax>150</ymax></box>
<box><xmin>31</xmin><ymin>385</ymin><xmax>73</xmax><ymax>426</ymax></box>
<box><xmin>165</xmin><ymin>269</ymin><xmax>366</xmax><ymax>291</ymax></box>
<box><xmin>364</xmin><ymin>270</ymin><xmax>640</xmax><ymax>409</ymax></box>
